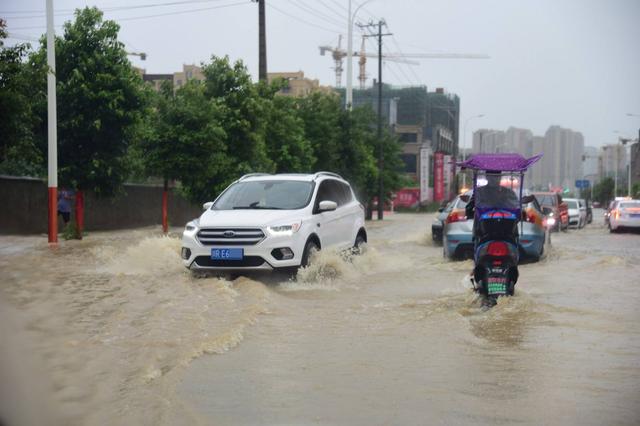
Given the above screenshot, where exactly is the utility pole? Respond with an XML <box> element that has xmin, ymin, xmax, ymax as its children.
<box><xmin>253</xmin><ymin>0</ymin><xmax>267</xmax><ymax>81</ymax></box>
<box><xmin>359</xmin><ymin>20</ymin><xmax>391</xmax><ymax>220</ymax></box>
<box><xmin>46</xmin><ymin>0</ymin><xmax>58</xmax><ymax>244</ymax></box>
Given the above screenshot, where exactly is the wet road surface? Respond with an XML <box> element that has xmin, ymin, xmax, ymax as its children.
<box><xmin>1</xmin><ymin>210</ymin><xmax>639</xmax><ymax>425</ymax></box>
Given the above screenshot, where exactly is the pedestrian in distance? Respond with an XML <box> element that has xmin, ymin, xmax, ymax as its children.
<box><xmin>57</xmin><ymin>188</ymin><xmax>74</xmax><ymax>229</ymax></box>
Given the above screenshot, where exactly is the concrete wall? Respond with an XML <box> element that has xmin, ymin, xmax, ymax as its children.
<box><xmin>0</xmin><ymin>176</ymin><xmax>202</xmax><ymax>235</ymax></box>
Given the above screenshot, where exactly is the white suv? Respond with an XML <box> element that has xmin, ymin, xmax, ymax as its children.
<box><xmin>181</xmin><ymin>172</ymin><xmax>367</xmax><ymax>273</ymax></box>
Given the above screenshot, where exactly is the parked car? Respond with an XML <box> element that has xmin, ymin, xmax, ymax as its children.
<box><xmin>442</xmin><ymin>193</ymin><xmax>474</xmax><ymax>259</ymax></box>
<box><xmin>608</xmin><ymin>199</ymin><xmax>640</xmax><ymax>232</ymax></box>
<box><xmin>583</xmin><ymin>199</ymin><xmax>593</xmax><ymax>224</ymax></box>
<box><xmin>604</xmin><ymin>200</ymin><xmax>616</xmax><ymax>226</ymax></box>
<box><xmin>443</xmin><ymin>190</ymin><xmax>546</xmax><ymax>261</ymax></box>
<box><xmin>431</xmin><ymin>200</ymin><xmax>453</xmax><ymax>244</ymax></box>
<box><xmin>520</xmin><ymin>193</ymin><xmax>548</xmax><ymax>260</ymax></box>
<box><xmin>532</xmin><ymin>191</ymin><xmax>569</xmax><ymax>231</ymax></box>
<box><xmin>181</xmin><ymin>172</ymin><xmax>367</xmax><ymax>274</ymax></box>
<box><xmin>564</xmin><ymin>198</ymin><xmax>586</xmax><ymax>228</ymax></box>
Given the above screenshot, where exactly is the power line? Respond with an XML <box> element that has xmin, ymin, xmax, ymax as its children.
<box><xmin>313</xmin><ymin>0</ymin><xmax>347</xmax><ymax>21</ymax></box>
<box><xmin>0</xmin><ymin>0</ymin><xmax>232</xmax><ymax>17</ymax></box>
<box><xmin>6</xmin><ymin>1</ymin><xmax>248</xmax><ymax>30</ymax></box>
<box><xmin>267</xmin><ymin>2</ymin><xmax>342</xmax><ymax>34</ymax></box>
<box><xmin>284</xmin><ymin>0</ymin><xmax>344</xmax><ymax>29</ymax></box>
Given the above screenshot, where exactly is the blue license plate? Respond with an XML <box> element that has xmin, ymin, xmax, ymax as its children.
<box><xmin>211</xmin><ymin>248</ymin><xmax>244</xmax><ymax>260</ymax></box>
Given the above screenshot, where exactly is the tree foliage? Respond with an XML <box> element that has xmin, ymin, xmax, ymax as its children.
<box><xmin>1</xmin><ymin>12</ymin><xmax>406</xmax><ymax>209</ymax></box>
<box><xmin>0</xmin><ymin>20</ymin><xmax>43</xmax><ymax>176</ymax></box>
<box><xmin>29</xmin><ymin>7</ymin><xmax>148</xmax><ymax>195</ymax></box>
<box><xmin>593</xmin><ymin>177</ymin><xmax>614</xmax><ymax>205</ymax></box>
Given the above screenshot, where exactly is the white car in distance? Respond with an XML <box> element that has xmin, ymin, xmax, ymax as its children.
<box><xmin>564</xmin><ymin>198</ymin><xmax>586</xmax><ymax>228</ymax></box>
<box><xmin>181</xmin><ymin>172</ymin><xmax>367</xmax><ymax>275</ymax></box>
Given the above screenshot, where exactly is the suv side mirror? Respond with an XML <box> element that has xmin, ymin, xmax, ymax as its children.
<box><xmin>521</xmin><ymin>195</ymin><xmax>534</xmax><ymax>204</ymax></box>
<box><xmin>202</xmin><ymin>202</ymin><xmax>213</xmax><ymax>211</ymax></box>
<box><xmin>318</xmin><ymin>200</ymin><xmax>337</xmax><ymax>212</ymax></box>
<box><xmin>437</xmin><ymin>207</ymin><xmax>444</xmax><ymax>213</ymax></box>
<box><xmin>542</xmin><ymin>207</ymin><xmax>552</xmax><ymax>215</ymax></box>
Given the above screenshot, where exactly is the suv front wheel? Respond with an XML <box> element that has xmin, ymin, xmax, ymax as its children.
<box><xmin>301</xmin><ymin>239</ymin><xmax>320</xmax><ymax>268</ymax></box>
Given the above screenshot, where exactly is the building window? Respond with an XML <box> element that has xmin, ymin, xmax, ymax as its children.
<box><xmin>401</xmin><ymin>154</ymin><xmax>417</xmax><ymax>173</ymax></box>
<box><xmin>176</xmin><ymin>79</ymin><xmax>182</xmax><ymax>87</ymax></box>
<box><xmin>399</xmin><ymin>133</ymin><xmax>418</xmax><ymax>143</ymax></box>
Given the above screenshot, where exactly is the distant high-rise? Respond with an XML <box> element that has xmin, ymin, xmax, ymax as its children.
<box><xmin>473</xmin><ymin>125</ymin><xmax>585</xmax><ymax>191</ymax></box>
<box><xmin>544</xmin><ymin>125</ymin><xmax>584</xmax><ymax>190</ymax></box>
<box><xmin>472</xmin><ymin>129</ymin><xmax>506</xmax><ymax>153</ymax></box>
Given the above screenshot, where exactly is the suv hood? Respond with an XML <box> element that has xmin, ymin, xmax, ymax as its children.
<box><xmin>198</xmin><ymin>209</ymin><xmax>302</xmax><ymax>228</ymax></box>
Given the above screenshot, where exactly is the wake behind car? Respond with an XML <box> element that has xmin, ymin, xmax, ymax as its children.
<box><xmin>181</xmin><ymin>172</ymin><xmax>367</xmax><ymax>274</ymax></box>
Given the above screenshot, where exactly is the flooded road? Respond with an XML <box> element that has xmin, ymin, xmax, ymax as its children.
<box><xmin>1</xmin><ymin>210</ymin><xmax>639</xmax><ymax>425</ymax></box>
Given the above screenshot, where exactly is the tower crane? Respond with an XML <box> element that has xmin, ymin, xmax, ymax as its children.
<box><xmin>319</xmin><ymin>35</ymin><xmax>418</xmax><ymax>88</ymax></box>
<box><xmin>319</xmin><ymin>35</ymin><xmax>490</xmax><ymax>88</ymax></box>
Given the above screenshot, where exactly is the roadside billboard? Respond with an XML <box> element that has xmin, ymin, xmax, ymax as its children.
<box><xmin>434</xmin><ymin>152</ymin><xmax>444</xmax><ymax>202</ymax></box>
<box><xmin>419</xmin><ymin>148</ymin><xmax>431</xmax><ymax>202</ymax></box>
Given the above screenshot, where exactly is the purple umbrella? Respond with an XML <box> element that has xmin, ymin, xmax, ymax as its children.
<box><xmin>458</xmin><ymin>153</ymin><xmax>543</xmax><ymax>172</ymax></box>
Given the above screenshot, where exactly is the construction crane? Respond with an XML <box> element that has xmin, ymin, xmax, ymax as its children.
<box><xmin>319</xmin><ymin>35</ymin><xmax>418</xmax><ymax>88</ymax></box>
<box><xmin>319</xmin><ymin>35</ymin><xmax>490</xmax><ymax>88</ymax></box>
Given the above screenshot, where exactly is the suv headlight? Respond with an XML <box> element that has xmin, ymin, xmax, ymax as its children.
<box><xmin>267</xmin><ymin>222</ymin><xmax>302</xmax><ymax>236</ymax></box>
<box><xmin>184</xmin><ymin>220</ymin><xmax>198</xmax><ymax>234</ymax></box>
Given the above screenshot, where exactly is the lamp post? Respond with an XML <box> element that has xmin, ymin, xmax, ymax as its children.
<box><xmin>462</xmin><ymin>114</ymin><xmax>485</xmax><ymax>187</ymax></box>
<box><xmin>46</xmin><ymin>0</ymin><xmax>58</xmax><ymax>244</ymax></box>
<box><xmin>346</xmin><ymin>0</ymin><xmax>375</xmax><ymax>109</ymax></box>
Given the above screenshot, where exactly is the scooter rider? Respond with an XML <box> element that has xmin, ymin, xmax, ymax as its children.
<box><xmin>465</xmin><ymin>171</ymin><xmax>520</xmax><ymax>242</ymax></box>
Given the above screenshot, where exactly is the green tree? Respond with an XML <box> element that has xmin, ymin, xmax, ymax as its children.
<box><xmin>593</xmin><ymin>177</ymin><xmax>614</xmax><ymax>206</ymax></box>
<box><xmin>140</xmin><ymin>80</ymin><xmax>228</xmax><ymax>207</ymax></box>
<box><xmin>296</xmin><ymin>92</ymin><xmax>343</xmax><ymax>171</ymax></box>
<box><xmin>0</xmin><ymin>20</ymin><xmax>43</xmax><ymax>176</ymax></box>
<box><xmin>259</xmin><ymin>80</ymin><xmax>314</xmax><ymax>173</ymax></box>
<box><xmin>202</xmin><ymin>56</ymin><xmax>273</xmax><ymax>177</ymax></box>
<box><xmin>30</xmin><ymin>7</ymin><xmax>148</xmax><ymax>237</ymax></box>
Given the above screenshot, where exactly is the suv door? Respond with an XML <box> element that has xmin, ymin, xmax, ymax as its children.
<box><xmin>336</xmin><ymin>181</ymin><xmax>359</xmax><ymax>247</ymax></box>
<box><xmin>313</xmin><ymin>179</ymin><xmax>343</xmax><ymax>248</ymax></box>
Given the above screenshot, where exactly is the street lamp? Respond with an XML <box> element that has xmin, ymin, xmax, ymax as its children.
<box><xmin>346</xmin><ymin>0</ymin><xmax>376</xmax><ymax>109</ymax></box>
<box><xmin>461</xmin><ymin>114</ymin><xmax>485</xmax><ymax>187</ymax></box>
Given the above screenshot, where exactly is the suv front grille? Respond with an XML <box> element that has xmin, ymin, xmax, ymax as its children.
<box><xmin>194</xmin><ymin>256</ymin><xmax>266</xmax><ymax>267</ymax></box>
<box><xmin>196</xmin><ymin>228</ymin><xmax>265</xmax><ymax>246</ymax></box>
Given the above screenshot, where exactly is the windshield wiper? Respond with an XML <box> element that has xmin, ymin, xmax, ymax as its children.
<box><xmin>233</xmin><ymin>206</ymin><xmax>283</xmax><ymax>210</ymax></box>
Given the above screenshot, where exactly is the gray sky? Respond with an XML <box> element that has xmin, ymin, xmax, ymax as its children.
<box><xmin>3</xmin><ymin>0</ymin><xmax>640</xmax><ymax>148</ymax></box>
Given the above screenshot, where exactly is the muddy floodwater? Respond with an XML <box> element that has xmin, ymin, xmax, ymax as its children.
<box><xmin>1</xmin><ymin>210</ymin><xmax>639</xmax><ymax>425</ymax></box>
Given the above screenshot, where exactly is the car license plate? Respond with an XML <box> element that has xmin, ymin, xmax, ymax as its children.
<box><xmin>487</xmin><ymin>277</ymin><xmax>508</xmax><ymax>295</ymax></box>
<box><xmin>211</xmin><ymin>248</ymin><xmax>243</xmax><ymax>260</ymax></box>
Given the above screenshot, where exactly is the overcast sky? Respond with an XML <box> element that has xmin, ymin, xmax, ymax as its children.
<box><xmin>3</xmin><ymin>0</ymin><xmax>640</xmax><ymax>148</ymax></box>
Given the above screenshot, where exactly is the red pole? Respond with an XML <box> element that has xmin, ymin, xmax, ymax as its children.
<box><xmin>48</xmin><ymin>187</ymin><xmax>58</xmax><ymax>243</ymax></box>
<box><xmin>162</xmin><ymin>179</ymin><xmax>168</xmax><ymax>234</ymax></box>
<box><xmin>75</xmin><ymin>190</ymin><xmax>84</xmax><ymax>239</ymax></box>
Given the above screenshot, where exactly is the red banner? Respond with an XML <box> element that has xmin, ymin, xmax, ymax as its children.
<box><xmin>394</xmin><ymin>188</ymin><xmax>420</xmax><ymax>208</ymax></box>
<box><xmin>434</xmin><ymin>152</ymin><xmax>444</xmax><ymax>202</ymax></box>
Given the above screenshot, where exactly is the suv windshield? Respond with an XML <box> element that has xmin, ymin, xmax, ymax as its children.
<box><xmin>213</xmin><ymin>180</ymin><xmax>314</xmax><ymax>210</ymax></box>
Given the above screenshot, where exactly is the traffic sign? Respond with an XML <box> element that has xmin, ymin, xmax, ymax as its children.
<box><xmin>575</xmin><ymin>179</ymin><xmax>590</xmax><ymax>189</ymax></box>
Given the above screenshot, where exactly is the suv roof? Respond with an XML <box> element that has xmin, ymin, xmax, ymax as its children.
<box><xmin>238</xmin><ymin>172</ymin><xmax>346</xmax><ymax>183</ymax></box>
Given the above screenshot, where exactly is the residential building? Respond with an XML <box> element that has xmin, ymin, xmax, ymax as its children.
<box><xmin>267</xmin><ymin>71</ymin><xmax>332</xmax><ymax>97</ymax></box>
<box><xmin>473</xmin><ymin>125</ymin><xmax>585</xmax><ymax>191</ymax></box>
<box><xmin>339</xmin><ymin>85</ymin><xmax>460</xmax><ymax>201</ymax></box>
<box><xmin>141</xmin><ymin>64</ymin><xmax>205</xmax><ymax>91</ymax></box>
<box><xmin>599</xmin><ymin>144</ymin><xmax>628</xmax><ymax>183</ymax></box>
<box><xmin>472</xmin><ymin>129</ymin><xmax>506</xmax><ymax>153</ymax></box>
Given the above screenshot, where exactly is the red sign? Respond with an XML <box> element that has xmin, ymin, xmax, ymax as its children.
<box><xmin>394</xmin><ymin>188</ymin><xmax>420</xmax><ymax>208</ymax></box>
<box><xmin>434</xmin><ymin>152</ymin><xmax>444</xmax><ymax>202</ymax></box>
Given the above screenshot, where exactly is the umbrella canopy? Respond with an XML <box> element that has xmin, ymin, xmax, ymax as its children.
<box><xmin>458</xmin><ymin>153</ymin><xmax>543</xmax><ymax>172</ymax></box>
